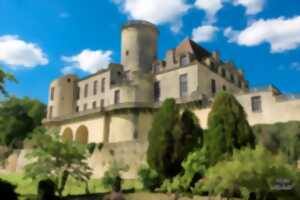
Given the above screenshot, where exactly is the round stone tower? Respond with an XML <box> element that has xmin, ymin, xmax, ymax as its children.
<box><xmin>47</xmin><ymin>74</ymin><xmax>78</xmax><ymax>119</ymax></box>
<box><xmin>121</xmin><ymin>20</ymin><xmax>159</xmax><ymax>74</ymax></box>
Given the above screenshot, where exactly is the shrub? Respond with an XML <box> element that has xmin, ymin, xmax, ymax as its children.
<box><xmin>87</xmin><ymin>143</ymin><xmax>96</xmax><ymax>154</ymax></box>
<box><xmin>195</xmin><ymin>145</ymin><xmax>300</xmax><ymax>200</ymax></box>
<box><xmin>160</xmin><ymin>147</ymin><xmax>208</xmax><ymax>193</ymax></box>
<box><xmin>0</xmin><ymin>178</ymin><xmax>18</xmax><ymax>200</ymax></box>
<box><xmin>102</xmin><ymin>162</ymin><xmax>129</xmax><ymax>191</ymax></box>
<box><xmin>138</xmin><ymin>165</ymin><xmax>160</xmax><ymax>191</ymax></box>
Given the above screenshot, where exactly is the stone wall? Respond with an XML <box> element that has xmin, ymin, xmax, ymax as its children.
<box><xmin>88</xmin><ymin>141</ymin><xmax>148</xmax><ymax>179</ymax></box>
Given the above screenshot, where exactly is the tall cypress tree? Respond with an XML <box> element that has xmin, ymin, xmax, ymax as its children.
<box><xmin>147</xmin><ymin>99</ymin><xmax>203</xmax><ymax>179</ymax></box>
<box><xmin>206</xmin><ymin>92</ymin><xmax>255</xmax><ymax>165</ymax></box>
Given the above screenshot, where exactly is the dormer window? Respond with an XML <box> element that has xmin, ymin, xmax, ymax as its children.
<box><xmin>180</xmin><ymin>54</ymin><xmax>189</xmax><ymax>66</ymax></box>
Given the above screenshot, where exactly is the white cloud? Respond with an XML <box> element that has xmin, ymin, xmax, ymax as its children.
<box><xmin>194</xmin><ymin>0</ymin><xmax>223</xmax><ymax>24</ymax></box>
<box><xmin>62</xmin><ymin>49</ymin><xmax>113</xmax><ymax>74</ymax></box>
<box><xmin>233</xmin><ymin>0</ymin><xmax>265</xmax><ymax>15</ymax></box>
<box><xmin>224</xmin><ymin>16</ymin><xmax>300</xmax><ymax>53</ymax></box>
<box><xmin>223</xmin><ymin>27</ymin><xmax>239</xmax><ymax>42</ymax></box>
<box><xmin>192</xmin><ymin>25</ymin><xmax>219</xmax><ymax>42</ymax></box>
<box><xmin>0</xmin><ymin>35</ymin><xmax>48</xmax><ymax>68</ymax></box>
<box><xmin>112</xmin><ymin>0</ymin><xmax>191</xmax><ymax>32</ymax></box>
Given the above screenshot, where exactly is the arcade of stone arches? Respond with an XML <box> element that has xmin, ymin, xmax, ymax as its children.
<box><xmin>61</xmin><ymin>125</ymin><xmax>89</xmax><ymax>144</ymax></box>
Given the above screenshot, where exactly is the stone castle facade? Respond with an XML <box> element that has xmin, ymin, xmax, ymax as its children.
<box><xmin>41</xmin><ymin>20</ymin><xmax>300</xmax><ymax>178</ymax></box>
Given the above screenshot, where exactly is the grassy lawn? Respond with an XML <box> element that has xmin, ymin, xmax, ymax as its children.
<box><xmin>0</xmin><ymin>172</ymin><xmax>142</xmax><ymax>197</ymax></box>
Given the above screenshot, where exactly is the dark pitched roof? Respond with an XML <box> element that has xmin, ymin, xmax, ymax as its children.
<box><xmin>175</xmin><ymin>38</ymin><xmax>211</xmax><ymax>61</ymax></box>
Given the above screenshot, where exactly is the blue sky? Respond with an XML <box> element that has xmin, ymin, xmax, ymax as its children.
<box><xmin>0</xmin><ymin>0</ymin><xmax>300</xmax><ymax>103</ymax></box>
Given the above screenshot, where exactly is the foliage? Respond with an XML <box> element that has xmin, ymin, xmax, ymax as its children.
<box><xmin>253</xmin><ymin>121</ymin><xmax>300</xmax><ymax>163</ymax></box>
<box><xmin>206</xmin><ymin>92</ymin><xmax>255</xmax><ymax>165</ymax></box>
<box><xmin>24</xmin><ymin>129</ymin><xmax>92</xmax><ymax>197</ymax></box>
<box><xmin>0</xmin><ymin>96</ymin><xmax>46</xmax><ymax>147</ymax></box>
<box><xmin>138</xmin><ymin>164</ymin><xmax>160</xmax><ymax>191</ymax></box>
<box><xmin>87</xmin><ymin>143</ymin><xmax>96</xmax><ymax>154</ymax></box>
<box><xmin>102</xmin><ymin>161</ymin><xmax>129</xmax><ymax>190</ymax></box>
<box><xmin>147</xmin><ymin>98</ymin><xmax>203</xmax><ymax>179</ymax></box>
<box><xmin>160</xmin><ymin>147</ymin><xmax>208</xmax><ymax>193</ymax></box>
<box><xmin>0</xmin><ymin>178</ymin><xmax>19</xmax><ymax>200</ymax></box>
<box><xmin>194</xmin><ymin>145</ymin><xmax>300</xmax><ymax>200</ymax></box>
<box><xmin>0</xmin><ymin>67</ymin><xmax>17</xmax><ymax>97</ymax></box>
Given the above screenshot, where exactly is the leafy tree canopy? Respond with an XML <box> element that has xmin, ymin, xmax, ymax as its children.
<box><xmin>25</xmin><ymin>129</ymin><xmax>92</xmax><ymax>197</ymax></box>
<box><xmin>206</xmin><ymin>92</ymin><xmax>255</xmax><ymax>165</ymax></box>
<box><xmin>195</xmin><ymin>145</ymin><xmax>300</xmax><ymax>200</ymax></box>
<box><xmin>0</xmin><ymin>96</ymin><xmax>46</xmax><ymax>147</ymax></box>
<box><xmin>253</xmin><ymin>121</ymin><xmax>300</xmax><ymax>163</ymax></box>
<box><xmin>147</xmin><ymin>98</ymin><xmax>203</xmax><ymax>179</ymax></box>
<box><xmin>0</xmin><ymin>67</ymin><xmax>17</xmax><ymax>97</ymax></box>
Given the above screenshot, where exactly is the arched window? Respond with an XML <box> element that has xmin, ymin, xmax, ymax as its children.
<box><xmin>75</xmin><ymin>125</ymin><xmax>89</xmax><ymax>144</ymax></box>
<box><xmin>62</xmin><ymin>128</ymin><xmax>73</xmax><ymax>142</ymax></box>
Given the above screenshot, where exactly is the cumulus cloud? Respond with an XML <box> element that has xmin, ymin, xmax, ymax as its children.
<box><xmin>112</xmin><ymin>0</ymin><xmax>191</xmax><ymax>32</ymax></box>
<box><xmin>0</xmin><ymin>35</ymin><xmax>48</xmax><ymax>68</ymax></box>
<box><xmin>192</xmin><ymin>25</ymin><xmax>219</xmax><ymax>42</ymax></box>
<box><xmin>224</xmin><ymin>16</ymin><xmax>300</xmax><ymax>53</ymax></box>
<box><xmin>62</xmin><ymin>49</ymin><xmax>113</xmax><ymax>74</ymax></box>
<box><xmin>233</xmin><ymin>0</ymin><xmax>265</xmax><ymax>15</ymax></box>
<box><xmin>194</xmin><ymin>0</ymin><xmax>223</xmax><ymax>24</ymax></box>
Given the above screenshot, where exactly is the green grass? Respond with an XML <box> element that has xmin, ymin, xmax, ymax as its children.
<box><xmin>0</xmin><ymin>172</ymin><xmax>142</xmax><ymax>197</ymax></box>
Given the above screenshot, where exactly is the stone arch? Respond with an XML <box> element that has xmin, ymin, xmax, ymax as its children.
<box><xmin>62</xmin><ymin>127</ymin><xmax>73</xmax><ymax>142</ymax></box>
<box><xmin>75</xmin><ymin>125</ymin><xmax>89</xmax><ymax>144</ymax></box>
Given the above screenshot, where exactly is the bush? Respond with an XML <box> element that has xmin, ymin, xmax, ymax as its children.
<box><xmin>160</xmin><ymin>147</ymin><xmax>208</xmax><ymax>193</ymax></box>
<box><xmin>87</xmin><ymin>143</ymin><xmax>96</xmax><ymax>154</ymax></box>
<box><xmin>0</xmin><ymin>178</ymin><xmax>18</xmax><ymax>200</ymax></box>
<box><xmin>195</xmin><ymin>145</ymin><xmax>300</xmax><ymax>200</ymax></box>
<box><xmin>138</xmin><ymin>165</ymin><xmax>160</xmax><ymax>191</ymax></box>
<box><xmin>102</xmin><ymin>162</ymin><xmax>129</xmax><ymax>191</ymax></box>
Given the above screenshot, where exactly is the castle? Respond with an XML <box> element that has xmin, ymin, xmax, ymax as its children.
<box><xmin>42</xmin><ymin>20</ymin><xmax>300</xmax><ymax>178</ymax></box>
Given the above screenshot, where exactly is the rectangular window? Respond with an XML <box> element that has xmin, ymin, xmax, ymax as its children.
<box><xmin>251</xmin><ymin>96</ymin><xmax>262</xmax><ymax>113</ymax></box>
<box><xmin>50</xmin><ymin>87</ymin><xmax>55</xmax><ymax>100</ymax></box>
<box><xmin>84</xmin><ymin>84</ymin><xmax>88</xmax><ymax>98</ymax></box>
<box><xmin>211</xmin><ymin>79</ymin><xmax>216</xmax><ymax>95</ymax></box>
<box><xmin>76</xmin><ymin>106</ymin><xmax>79</xmax><ymax>112</ymax></box>
<box><xmin>180</xmin><ymin>55</ymin><xmax>189</xmax><ymax>66</ymax></box>
<box><xmin>100</xmin><ymin>99</ymin><xmax>105</xmax><ymax>109</ymax></box>
<box><xmin>101</xmin><ymin>78</ymin><xmax>105</xmax><ymax>93</ymax></box>
<box><xmin>114</xmin><ymin>90</ymin><xmax>120</xmax><ymax>104</ymax></box>
<box><xmin>154</xmin><ymin>81</ymin><xmax>160</xmax><ymax>102</ymax></box>
<box><xmin>93</xmin><ymin>80</ymin><xmax>98</xmax><ymax>95</ymax></box>
<box><xmin>77</xmin><ymin>87</ymin><xmax>80</xmax><ymax>100</ymax></box>
<box><xmin>84</xmin><ymin>104</ymin><xmax>88</xmax><ymax>111</ymax></box>
<box><xmin>92</xmin><ymin>101</ymin><xmax>97</xmax><ymax>109</ymax></box>
<box><xmin>179</xmin><ymin>74</ymin><xmax>188</xmax><ymax>97</ymax></box>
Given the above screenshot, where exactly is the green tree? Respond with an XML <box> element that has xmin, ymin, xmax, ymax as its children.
<box><xmin>25</xmin><ymin>129</ymin><xmax>92</xmax><ymax>197</ymax></box>
<box><xmin>0</xmin><ymin>96</ymin><xmax>46</xmax><ymax>147</ymax></box>
<box><xmin>195</xmin><ymin>145</ymin><xmax>300</xmax><ymax>200</ymax></box>
<box><xmin>147</xmin><ymin>99</ymin><xmax>203</xmax><ymax>179</ymax></box>
<box><xmin>253</xmin><ymin>121</ymin><xmax>300</xmax><ymax>164</ymax></box>
<box><xmin>161</xmin><ymin>147</ymin><xmax>208</xmax><ymax>193</ymax></box>
<box><xmin>206</xmin><ymin>92</ymin><xmax>255</xmax><ymax>165</ymax></box>
<box><xmin>0</xmin><ymin>67</ymin><xmax>17</xmax><ymax>97</ymax></box>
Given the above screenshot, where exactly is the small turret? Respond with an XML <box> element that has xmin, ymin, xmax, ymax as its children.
<box><xmin>47</xmin><ymin>74</ymin><xmax>78</xmax><ymax>119</ymax></box>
